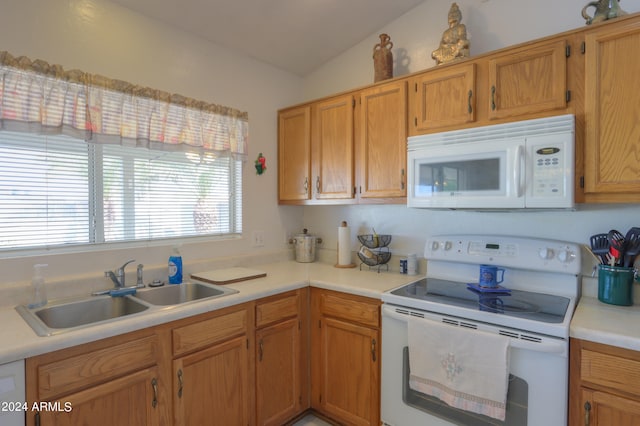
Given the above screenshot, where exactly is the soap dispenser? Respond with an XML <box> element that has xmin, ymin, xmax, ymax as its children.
<box><xmin>168</xmin><ymin>246</ymin><xmax>183</xmax><ymax>284</ymax></box>
<box><xmin>28</xmin><ymin>264</ymin><xmax>48</xmax><ymax>308</ymax></box>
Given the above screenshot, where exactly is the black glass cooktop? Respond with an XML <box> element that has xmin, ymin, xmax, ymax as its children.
<box><xmin>389</xmin><ymin>278</ymin><xmax>570</xmax><ymax>324</ymax></box>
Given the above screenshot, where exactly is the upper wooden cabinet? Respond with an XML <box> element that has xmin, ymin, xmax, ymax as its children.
<box><xmin>582</xmin><ymin>17</ymin><xmax>640</xmax><ymax>202</ymax></box>
<box><xmin>311</xmin><ymin>94</ymin><xmax>356</xmax><ymax>201</ymax></box>
<box><xmin>278</xmin><ymin>105</ymin><xmax>311</xmax><ymax>202</ymax></box>
<box><xmin>409</xmin><ymin>62</ymin><xmax>476</xmax><ymax>134</ymax></box>
<box><xmin>488</xmin><ymin>39</ymin><xmax>568</xmax><ymax>120</ymax></box>
<box><xmin>358</xmin><ymin>80</ymin><xmax>407</xmax><ymax>201</ymax></box>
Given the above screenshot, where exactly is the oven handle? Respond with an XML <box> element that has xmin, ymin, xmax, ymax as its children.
<box><xmin>382</xmin><ymin>305</ymin><xmax>566</xmax><ymax>354</ymax></box>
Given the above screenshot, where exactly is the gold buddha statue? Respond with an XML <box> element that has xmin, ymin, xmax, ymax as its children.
<box><xmin>431</xmin><ymin>3</ymin><xmax>470</xmax><ymax>66</ymax></box>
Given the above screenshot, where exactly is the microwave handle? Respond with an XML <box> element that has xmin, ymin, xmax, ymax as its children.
<box><xmin>514</xmin><ymin>145</ymin><xmax>525</xmax><ymax>198</ymax></box>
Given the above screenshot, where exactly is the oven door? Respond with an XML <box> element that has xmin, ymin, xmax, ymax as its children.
<box><xmin>381</xmin><ymin>305</ymin><xmax>568</xmax><ymax>426</ymax></box>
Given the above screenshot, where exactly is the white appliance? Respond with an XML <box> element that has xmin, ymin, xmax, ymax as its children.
<box><xmin>0</xmin><ymin>360</ymin><xmax>25</xmax><ymax>426</ymax></box>
<box><xmin>407</xmin><ymin>114</ymin><xmax>575</xmax><ymax>209</ymax></box>
<box><xmin>381</xmin><ymin>235</ymin><xmax>581</xmax><ymax>426</ymax></box>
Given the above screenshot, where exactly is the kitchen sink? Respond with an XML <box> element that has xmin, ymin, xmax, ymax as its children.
<box><xmin>132</xmin><ymin>282</ymin><xmax>237</xmax><ymax>306</ymax></box>
<box><xmin>16</xmin><ymin>295</ymin><xmax>150</xmax><ymax>337</ymax></box>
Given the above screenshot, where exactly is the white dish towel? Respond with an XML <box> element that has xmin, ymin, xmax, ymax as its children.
<box><xmin>408</xmin><ymin>316</ymin><xmax>511</xmax><ymax>421</ymax></box>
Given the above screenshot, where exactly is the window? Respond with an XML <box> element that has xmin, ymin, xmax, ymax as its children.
<box><xmin>0</xmin><ymin>130</ymin><xmax>242</xmax><ymax>251</ymax></box>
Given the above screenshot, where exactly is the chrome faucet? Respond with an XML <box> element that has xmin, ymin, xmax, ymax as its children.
<box><xmin>105</xmin><ymin>259</ymin><xmax>136</xmax><ymax>288</ymax></box>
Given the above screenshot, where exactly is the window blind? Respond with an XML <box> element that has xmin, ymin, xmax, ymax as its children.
<box><xmin>0</xmin><ymin>130</ymin><xmax>242</xmax><ymax>251</ymax></box>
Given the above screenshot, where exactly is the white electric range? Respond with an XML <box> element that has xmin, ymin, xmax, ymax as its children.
<box><xmin>381</xmin><ymin>234</ymin><xmax>581</xmax><ymax>426</ymax></box>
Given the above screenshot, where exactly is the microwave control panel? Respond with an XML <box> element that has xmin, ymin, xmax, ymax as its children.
<box><xmin>531</xmin><ymin>143</ymin><xmax>565</xmax><ymax>196</ymax></box>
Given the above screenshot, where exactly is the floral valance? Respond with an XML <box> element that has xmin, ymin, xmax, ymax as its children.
<box><xmin>0</xmin><ymin>51</ymin><xmax>248</xmax><ymax>158</ymax></box>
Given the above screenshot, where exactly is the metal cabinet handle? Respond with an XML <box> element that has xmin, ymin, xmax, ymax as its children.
<box><xmin>371</xmin><ymin>338</ymin><xmax>377</xmax><ymax>362</ymax></box>
<box><xmin>584</xmin><ymin>401</ymin><xmax>591</xmax><ymax>426</ymax></box>
<box><xmin>304</xmin><ymin>177</ymin><xmax>309</xmax><ymax>194</ymax></box>
<box><xmin>315</xmin><ymin>176</ymin><xmax>320</xmax><ymax>195</ymax></box>
<box><xmin>151</xmin><ymin>378</ymin><xmax>158</xmax><ymax>408</ymax></box>
<box><xmin>177</xmin><ymin>369</ymin><xmax>184</xmax><ymax>398</ymax></box>
<box><xmin>401</xmin><ymin>168</ymin><xmax>405</xmax><ymax>190</ymax></box>
<box><xmin>491</xmin><ymin>85</ymin><xmax>496</xmax><ymax>111</ymax></box>
<box><xmin>468</xmin><ymin>90</ymin><xmax>473</xmax><ymax>114</ymax></box>
<box><xmin>259</xmin><ymin>339</ymin><xmax>264</xmax><ymax>362</ymax></box>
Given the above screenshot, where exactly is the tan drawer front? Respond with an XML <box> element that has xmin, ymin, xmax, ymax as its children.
<box><xmin>173</xmin><ymin>308</ymin><xmax>247</xmax><ymax>356</ymax></box>
<box><xmin>320</xmin><ymin>291</ymin><xmax>379</xmax><ymax>327</ymax></box>
<box><xmin>256</xmin><ymin>293</ymin><xmax>299</xmax><ymax>328</ymax></box>
<box><xmin>38</xmin><ymin>335</ymin><xmax>158</xmax><ymax>400</ymax></box>
<box><xmin>581</xmin><ymin>348</ymin><xmax>640</xmax><ymax>396</ymax></box>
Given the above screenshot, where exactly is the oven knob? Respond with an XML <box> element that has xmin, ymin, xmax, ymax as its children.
<box><xmin>444</xmin><ymin>241</ymin><xmax>453</xmax><ymax>251</ymax></box>
<box><xmin>557</xmin><ymin>249</ymin><xmax>574</xmax><ymax>263</ymax></box>
<box><xmin>430</xmin><ymin>241</ymin><xmax>440</xmax><ymax>251</ymax></box>
<box><xmin>538</xmin><ymin>247</ymin><xmax>554</xmax><ymax>260</ymax></box>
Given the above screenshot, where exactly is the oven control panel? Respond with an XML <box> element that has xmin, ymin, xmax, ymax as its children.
<box><xmin>425</xmin><ymin>234</ymin><xmax>581</xmax><ymax>274</ymax></box>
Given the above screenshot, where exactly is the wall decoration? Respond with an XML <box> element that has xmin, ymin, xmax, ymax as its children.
<box><xmin>373</xmin><ymin>33</ymin><xmax>394</xmax><ymax>82</ymax></box>
<box><xmin>431</xmin><ymin>3</ymin><xmax>470</xmax><ymax>66</ymax></box>
<box><xmin>255</xmin><ymin>152</ymin><xmax>266</xmax><ymax>175</ymax></box>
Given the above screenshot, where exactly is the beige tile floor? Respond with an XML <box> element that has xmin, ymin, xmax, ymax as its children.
<box><xmin>291</xmin><ymin>413</ymin><xmax>333</xmax><ymax>426</ymax></box>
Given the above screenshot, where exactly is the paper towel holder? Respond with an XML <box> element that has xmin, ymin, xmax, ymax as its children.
<box><xmin>335</xmin><ymin>221</ymin><xmax>357</xmax><ymax>268</ymax></box>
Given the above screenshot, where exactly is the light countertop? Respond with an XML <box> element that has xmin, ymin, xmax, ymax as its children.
<box><xmin>3</xmin><ymin>261</ymin><xmax>640</xmax><ymax>365</ymax></box>
<box><xmin>569</xmin><ymin>276</ymin><xmax>640</xmax><ymax>351</ymax></box>
<box><xmin>0</xmin><ymin>260</ymin><xmax>418</xmax><ymax>365</ymax></box>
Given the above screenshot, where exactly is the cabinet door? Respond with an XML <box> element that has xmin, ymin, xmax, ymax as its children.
<box><xmin>488</xmin><ymin>39</ymin><xmax>567</xmax><ymax>120</ymax></box>
<box><xmin>358</xmin><ymin>80</ymin><xmax>407</xmax><ymax>200</ymax></box>
<box><xmin>410</xmin><ymin>63</ymin><xmax>476</xmax><ymax>134</ymax></box>
<box><xmin>584</xmin><ymin>22</ymin><xmax>640</xmax><ymax>197</ymax></box>
<box><xmin>38</xmin><ymin>367</ymin><xmax>161</xmax><ymax>426</ymax></box>
<box><xmin>256</xmin><ymin>318</ymin><xmax>301</xmax><ymax>426</ymax></box>
<box><xmin>582</xmin><ymin>389</ymin><xmax>640</xmax><ymax>426</ymax></box>
<box><xmin>312</xmin><ymin>94</ymin><xmax>355</xmax><ymax>200</ymax></box>
<box><xmin>173</xmin><ymin>336</ymin><xmax>249</xmax><ymax>426</ymax></box>
<box><xmin>278</xmin><ymin>106</ymin><xmax>311</xmax><ymax>202</ymax></box>
<box><xmin>318</xmin><ymin>317</ymin><xmax>379</xmax><ymax>426</ymax></box>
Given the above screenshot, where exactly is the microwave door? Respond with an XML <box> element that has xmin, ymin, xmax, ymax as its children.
<box><xmin>408</xmin><ymin>141</ymin><xmax>525</xmax><ymax>208</ymax></box>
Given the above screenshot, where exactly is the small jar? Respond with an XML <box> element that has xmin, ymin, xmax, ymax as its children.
<box><xmin>407</xmin><ymin>253</ymin><xmax>418</xmax><ymax>275</ymax></box>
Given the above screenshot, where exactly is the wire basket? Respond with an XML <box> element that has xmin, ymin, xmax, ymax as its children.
<box><xmin>357</xmin><ymin>234</ymin><xmax>392</xmax><ymax>249</ymax></box>
<box><xmin>357</xmin><ymin>250</ymin><xmax>392</xmax><ymax>266</ymax></box>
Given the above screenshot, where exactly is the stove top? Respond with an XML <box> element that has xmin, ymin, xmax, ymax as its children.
<box><xmin>389</xmin><ymin>278</ymin><xmax>570</xmax><ymax>324</ymax></box>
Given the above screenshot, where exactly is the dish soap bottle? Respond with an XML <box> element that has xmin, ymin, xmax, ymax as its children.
<box><xmin>28</xmin><ymin>264</ymin><xmax>48</xmax><ymax>308</ymax></box>
<box><xmin>168</xmin><ymin>246</ymin><xmax>183</xmax><ymax>284</ymax></box>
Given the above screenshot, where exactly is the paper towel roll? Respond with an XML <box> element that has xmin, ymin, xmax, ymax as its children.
<box><xmin>337</xmin><ymin>221</ymin><xmax>352</xmax><ymax>266</ymax></box>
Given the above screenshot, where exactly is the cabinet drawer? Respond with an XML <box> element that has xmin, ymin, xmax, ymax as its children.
<box><xmin>173</xmin><ymin>308</ymin><xmax>247</xmax><ymax>356</ymax></box>
<box><xmin>581</xmin><ymin>348</ymin><xmax>640</xmax><ymax>396</ymax></box>
<box><xmin>36</xmin><ymin>335</ymin><xmax>158</xmax><ymax>400</ymax></box>
<box><xmin>319</xmin><ymin>291</ymin><xmax>380</xmax><ymax>327</ymax></box>
<box><xmin>256</xmin><ymin>292</ymin><xmax>299</xmax><ymax>328</ymax></box>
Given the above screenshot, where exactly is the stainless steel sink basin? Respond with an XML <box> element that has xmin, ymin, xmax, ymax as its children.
<box><xmin>132</xmin><ymin>282</ymin><xmax>237</xmax><ymax>306</ymax></box>
<box><xmin>16</xmin><ymin>295</ymin><xmax>150</xmax><ymax>337</ymax></box>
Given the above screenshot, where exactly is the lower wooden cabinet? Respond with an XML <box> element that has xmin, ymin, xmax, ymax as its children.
<box><xmin>311</xmin><ymin>288</ymin><xmax>381</xmax><ymax>426</ymax></box>
<box><xmin>570</xmin><ymin>338</ymin><xmax>640</xmax><ymax>426</ymax></box>
<box><xmin>25</xmin><ymin>287</ymin><xmax>381</xmax><ymax>426</ymax></box>
<box><xmin>255</xmin><ymin>289</ymin><xmax>309</xmax><ymax>426</ymax></box>
<box><xmin>26</xmin><ymin>329</ymin><xmax>169</xmax><ymax>426</ymax></box>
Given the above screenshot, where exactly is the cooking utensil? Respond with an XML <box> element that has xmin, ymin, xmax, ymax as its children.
<box><xmin>623</xmin><ymin>227</ymin><xmax>640</xmax><ymax>267</ymax></box>
<box><xmin>589</xmin><ymin>233</ymin><xmax>610</xmax><ymax>264</ymax></box>
<box><xmin>607</xmin><ymin>229</ymin><xmax>626</xmax><ymax>266</ymax></box>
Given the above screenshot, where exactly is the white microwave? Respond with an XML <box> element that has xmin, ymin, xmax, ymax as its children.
<box><xmin>407</xmin><ymin>114</ymin><xmax>575</xmax><ymax>209</ymax></box>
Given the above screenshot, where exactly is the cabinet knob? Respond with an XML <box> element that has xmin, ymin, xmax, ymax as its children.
<box><xmin>584</xmin><ymin>401</ymin><xmax>591</xmax><ymax>426</ymax></box>
<box><xmin>177</xmin><ymin>369</ymin><xmax>184</xmax><ymax>398</ymax></box>
<box><xmin>491</xmin><ymin>85</ymin><xmax>496</xmax><ymax>111</ymax></box>
<box><xmin>151</xmin><ymin>378</ymin><xmax>158</xmax><ymax>408</ymax></box>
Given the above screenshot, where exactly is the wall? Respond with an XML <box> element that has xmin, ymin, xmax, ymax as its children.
<box><xmin>0</xmin><ymin>0</ymin><xmax>303</xmax><ymax>288</ymax></box>
<box><xmin>301</xmin><ymin>0</ymin><xmax>640</xmax><ymax>266</ymax></box>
